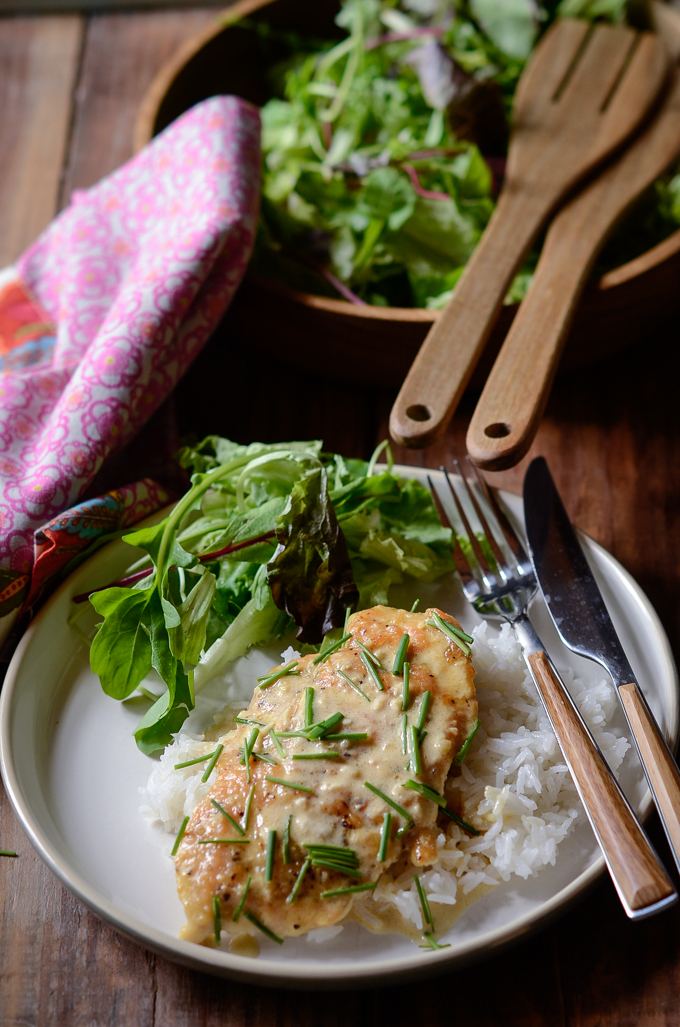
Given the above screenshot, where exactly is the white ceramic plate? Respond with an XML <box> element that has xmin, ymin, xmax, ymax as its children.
<box><xmin>1</xmin><ymin>467</ymin><xmax>678</xmax><ymax>989</ymax></box>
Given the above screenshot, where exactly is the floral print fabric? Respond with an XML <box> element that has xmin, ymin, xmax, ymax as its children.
<box><xmin>0</xmin><ymin>96</ymin><xmax>260</xmax><ymax>616</ymax></box>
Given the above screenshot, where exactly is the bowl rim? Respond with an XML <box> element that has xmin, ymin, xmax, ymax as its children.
<box><xmin>133</xmin><ymin>0</ymin><xmax>680</xmax><ymax>323</ymax></box>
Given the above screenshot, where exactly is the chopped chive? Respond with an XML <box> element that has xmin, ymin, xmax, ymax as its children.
<box><xmin>213</xmin><ymin>895</ymin><xmax>221</xmax><ymax>946</ymax></box>
<box><xmin>198</xmin><ymin>838</ymin><xmax>251</xmax><ymax>845</ymax></box>
<box><xmin>211</xmin><ymin>799</ymin><xmax>245</xmax><ymax>836</ymax></box>
<box><xmin>360</xmin><ymin>651</ymin><xmax>384</xmax><ymax>691</ymax></box>
<box><xmin>0</xmin><ymin>850</ymin><xmax>18</xmax><ymax>857</ymax></box>
<box><xmin>401</xmin><ymin>713</ymin><xmax>408</xmax><ymax>755</ymax></box>
<box><xmin>337</xmin><ymin>669</ymin><xmax>371</xmax><ymax>702</ymax></box>
<box><xmin>283</xmin><ymin>815</ymin><xmax>292</xmax><ymax>864</ymax></box>
<box><xmin>417</xmin><ymin>690</ymin><xmax>432</xmax><ymax>733</ymax></box>
<box><xmin>201</xmin><ymin>743</ymin><xmax>224</xmax><ymax>783</ymax></box>
<box><xmin>258</xmin><ymin>661</ymin><xmax>300</xmax><ymax>690</ymax></box>
<box><xmin>440</xmin><ymin>807</ymin><xmax>481</xmax><ymax>836</ymax></box>
<box><xmin>232</xmin><ymin>875</ymin><xmax>251</xmax><ymax>922</ymax></box>
<box><xmin>274</xmin><ymin>730</ymin><xmax>308</xmax><ymax>738</ymax></box>
<box><xmin>286</xmin><ymin>857</ymin><xmax>311</xmax><ymax>903</ymax></box>
<box><xmin>321</xmin><ymin>883</ymin><xmax>377</xmax><ymax>898</ymax></box>
<box><xmin>243</xmin><ymin>783</ymin><xmax>255</xmax><ymax>831</ymax></box>
<box><xmin>428</xmin><ymin>612</ymin><xmax>473</xmax><ymax>656</ymax></box>
<box><xmin>252</xmin><ymin>752</ymin><xmax>277</xmax><ymax>765</ymax></box>
<box><xmin>378</xmin><ymin>812</ymin><xmax>392</xmax><ymax>862</ymax></box>
<box><xmin>402</xmin><ymin>662</ymin><xmax>410</xmax><ymax>712</ymax></box>
<box><xmin>392</xmin><ymin>633</ymin><xmax>410</xmax><ymax>675</ymax></box>
<box><xmin>174</xmin><ymin>753</ymin><xmax>213</xmax><ymax>770</ymax></box>
<box><xmin>243</xmin><ymin>728</ymin><xmax>259</xmax><ymax>783</ymax></box>
<box><xmin>420</xmin><ymin>932</ymin><xmax>451</xmax><ymax>950</ymax></box>
<box><xmin>410</xmin><ymin>599</ymin><xmax>420</xmax><ymax>612</ymax></box>
<box><xmin>408</xmin><ymin>724</ymin><xmax>422</xmax><ymax>776</ymax></box>
<box><xmin>313</xmin><ymin>632</ymin><xmax>352</xmax><ymax>664</ymax></box>
<box><xmin>310</xmin><ymin>860</ymin><xmax>362</xmax><ymax>878</ymax></box>
<box><xmin>305</xmin><ymin>846</ymin><xmax>357</xmax><ymax>857</ymax></box>
<box><xmin>325</xmin><ymin>732</ymin><xmax>369</xmax><ymax>741</ymax></box>
<box><xmin>364</xmin><ymin>782</ymin><xmax>412</xmax><ymax>824</ymax></box>
<box><xmin>238</xmin><ymin>747</ymin><xmax>277</xmax><ymax>766</ymax></box>
<box><xmin>244</xmin><ymin>911</ymin><xmax>284</xmax><ymax>945</ymax></box>
<box><xmin>234</xmin><ymin>716</ymin><xmax>266</xmax><ymax>726</ymax></box>
<box><xmin>355</xmin><ymin>639</ymin><xmax>382</xmax><ymax>668</ymax></box>
<box><xmin>293</xmin><ymin>751</ymin><xmax>340</xmax><ymax>760</ymax></box>
<box><xmin>344</xmin><ymin>605</ymin><xmax>353</xmax><ymax>631</ymax></box>
<box><xmin>307</xmin><ymin>712</ymin><xmax>344</xmax><ymax>739</ymax></box>
<box><xmin>270</xmin><ymin>731</ymin><xmax>286</xmax><ymax>759</ymax></box>
<box><xmin>265</xmin><ymin>775</ymin><xmax>313</xmax><ymax>794</ymax></box>
<box><xmin>305</xmin><ymin>687</ymin><xmax>314</xmax><ymax>728</ymax></box>
<box><xmin>414</xmin><ymin>874</ymin><xmax>434</xmax><ymax>931</ymax></box>
<box><xmin>265</xmin><ymin>829</ymin><xmax>276</xmax><ymax>883</ymax></box>
<box><xmin>171</xmin><ymin>815</ymin><xmax>189</xmax><ymax>856</ymax></box>
<box><xmin>456</xmin><ymin>718</ymin><xmax>481</xmax><ymax>764</ymax></box>
<box><xmin>404</xmin><ymin>779</ymin><xmax>446</xmax><ymax>806</ymax></box>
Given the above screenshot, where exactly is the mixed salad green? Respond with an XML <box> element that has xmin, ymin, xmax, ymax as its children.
<box><xmin>87</xmin><ymin>439</ymin><xmax>454</xmax><ymax>754</ymax></box>
<box><xmin>248</xmin><ymin>0</ymin><xmax>680</xmax><ymax>308</ymax></box>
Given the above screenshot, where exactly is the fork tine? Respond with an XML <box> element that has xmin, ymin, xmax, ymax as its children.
<box><xmin>427</xmin><ymin>475</ymin><xmax>478</xmax><ymax>590</ymax></box>
<box><xmin>465</xmin><ymin>456</ymin><xmax>533</xmax><ymax>574</ymax></box>
<box><xmin>455</xmin><ymin>459</ymin><xmax>510</xmax><ymax>579</ymax></box>
<box><xmin>440</xmin><ymin>464</ymin><xmax>496</xmax><ymax>584</ymax></box>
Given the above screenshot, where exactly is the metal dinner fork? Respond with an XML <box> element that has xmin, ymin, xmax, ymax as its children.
<box><xmin>429</xmin><ymin>458</ymin><xmax>676</xmax><ymax>920</ymax></box>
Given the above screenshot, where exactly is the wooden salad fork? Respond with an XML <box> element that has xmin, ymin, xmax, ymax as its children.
<box><xmin>429</xmin><ymin>458</ymin><xmax>676</xmax><ymax>919</ymax></box>
<box><xmin>467</xmin><ymin>70</ymin><xmax>680</xmax><ymax>469</ymax></box>
<box><xmin>390</xmin><ymin>19</ymin><xmax>669</xmax><ymax>449</ymax></box>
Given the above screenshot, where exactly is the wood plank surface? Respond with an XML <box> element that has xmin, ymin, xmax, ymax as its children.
<box><xmin>0</xmin><ymin>15</ymin><xmax>83</xmax><ymax>267</ymax></box>
<box><xmin>2</xmin><ymin>6</ymin><xmax>680</xmax><ymax>1024</ymax></box>
<box><xmin>60</xmin><ymin>6</ymin><xmax>220</xmax><ymax>203</ymax></box>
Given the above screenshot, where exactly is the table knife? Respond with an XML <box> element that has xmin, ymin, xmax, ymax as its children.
<box><xmin>524</xmin><ymin>456</ymin><xmax>680</xmax><ymax>877</ymax></box>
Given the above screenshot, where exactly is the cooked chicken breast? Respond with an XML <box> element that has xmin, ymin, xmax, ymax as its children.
<box><xmin>175</xmin><ymin>605</ymin><xmax>477</xmax><ymax>946</ymax></box>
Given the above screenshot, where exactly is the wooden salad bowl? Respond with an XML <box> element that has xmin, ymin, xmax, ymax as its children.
<box><xmin>135</xmin><ymin>0</ymin><xmax>680</xmax><ymax>391</ymax></box>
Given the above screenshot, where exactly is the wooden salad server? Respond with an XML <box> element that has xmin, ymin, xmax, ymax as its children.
<box><xmin>467</xmin><ymin>70</ymin><xmax>680</xmax><ymax>470</ymax></box>
<box><xmin>389</xmin><ymin>19</ymin><xmax>669</xmax><ymax>449</ymax></box>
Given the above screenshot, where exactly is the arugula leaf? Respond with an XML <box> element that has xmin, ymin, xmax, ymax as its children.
<box><xmin>90</xmin><ymin>587</ymin><xmax>152</xmax><ymax>699</ymax></box>
<box><xmin>169</xmin><ymin>570</ymin><xmax>217</xmax><ymax>666</ymax></box>
<box><xmin>268</xmin><ymin>467</ymin><xmax>359</xmax><ymax>643</ymax></box>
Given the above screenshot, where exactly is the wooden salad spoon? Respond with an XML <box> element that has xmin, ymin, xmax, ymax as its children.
<box><xmin>467</xmin><ymin>69</ymin><xmax>680</xmax><ymax>470</ymax></box>
<box><xmin>389</xmin><ymin>19</ymin><xmax>669</xmax><ymax>449</ymax></box>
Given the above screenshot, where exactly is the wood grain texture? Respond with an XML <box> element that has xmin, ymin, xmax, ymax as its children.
<box><xmin>0</xmin><ymin>15</ymin><xmax>83</xmax><ymax>267</ymax></box>
<box><xmin>388</xmin><ymin>23</ymin><xmax>669</xmax><ymax>450</ymax></box>
<box><xmin>3</xmin><ymin>7</ymin><xmax>680</xmax><ymax>1023</ymax></box>
<box><xmin>528</xmin><ymin>650</ymin><xmax>673</xmax><ymax>913</ymax></box>
<box><xmin>59</xmin><ymin>6</ymin><xmax>219</xmax><ymax>204</ymax></box>
<box><xmin>467</xmin><ymin>71</ymin><xmax>680</xmax><ymax>471</ymax></box>
<box><xmin>620</xmin><ymin>682</ymin><xmax>680</xmax><ymax>875</ymax></box>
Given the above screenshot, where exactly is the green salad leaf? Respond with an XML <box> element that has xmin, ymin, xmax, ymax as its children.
<box><xmin>244</xmin><ymin>0</ymin><xmax>680</xmax><ymax>308</ymax></box>
<box><xmin>87</xmin><ymin>438</ymin><xmax>454</xmax><ymax>753</ymax></box>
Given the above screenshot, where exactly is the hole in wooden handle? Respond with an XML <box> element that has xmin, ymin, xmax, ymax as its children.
<box><xmin>406</xmin><ymin>404</ymin><xmax>432</xmax><ymax>423</ymax></box>
<box><xmin>484</xmin><ymin>422</ymin><xmax>512</xmax><ymax>438</ymax></box>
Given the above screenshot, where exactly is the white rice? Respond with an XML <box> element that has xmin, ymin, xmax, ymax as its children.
<box><xmin>139</xmin><ymin>621</ymin><xmax>629</xmax><ymax>936</ymax></box>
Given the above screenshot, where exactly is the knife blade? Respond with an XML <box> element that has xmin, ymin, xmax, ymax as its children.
<box><xmin>524</xmin><ymin>455</ymin><xmax>680</xmax><ymax>876</ymax></box>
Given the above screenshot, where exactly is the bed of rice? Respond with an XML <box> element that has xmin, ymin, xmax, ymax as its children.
<box><xmin>139</xmin><ymin>621</ymin><xmax>630</xmax><ymax>939</ymax></box>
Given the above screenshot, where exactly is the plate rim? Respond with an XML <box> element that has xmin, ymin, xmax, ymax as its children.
<box><xmin>1</xmin><ymin>467</ymin><xmax>678</xmax><ymax>988</ymax></box>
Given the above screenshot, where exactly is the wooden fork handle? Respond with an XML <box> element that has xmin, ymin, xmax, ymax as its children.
<box><xmin>619</xmin><ymin>682</ymin><xmax>680</xmax><ymax>875</ymax></box>
<box><xmin>466</xmin><ymin>227</ymin><xmax>586</xmax><ymax>471</ymax></box>
<box><xmin>389</xmin><ymin>188</ymin><xmax>547</xmax><ymax>449</ymax></box>
<box><xmin>528</xmin><ymin>650</ymin><xmax>675</xmax><ymax>915</ymax></box>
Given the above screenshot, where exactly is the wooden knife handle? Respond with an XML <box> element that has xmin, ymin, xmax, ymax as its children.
<box><xmin>528</xmin><ymin>650</ymin><xmax>675</xmax><ymax>914</ymax></box>
<box><xmin>619</xmin><ymin>682</ymin><xmax>680</xmax><ymax>873</ymax></box>
<box><xmin>389</xmin><ymin>188</ymin><xmax>546</xmax><ymax>449</ymax></box>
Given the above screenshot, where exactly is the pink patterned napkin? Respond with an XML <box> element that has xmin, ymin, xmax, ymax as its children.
<box><xmin>0</xmin><ymin>95</ymin><xmax>260</xmax><ymax>630</ymax></box>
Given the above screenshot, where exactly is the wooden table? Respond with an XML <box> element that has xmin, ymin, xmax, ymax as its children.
<box><xmin>2</xmin><ymin>9</ymin><xmax>680</xmax><ymax>1022</ymax></box>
